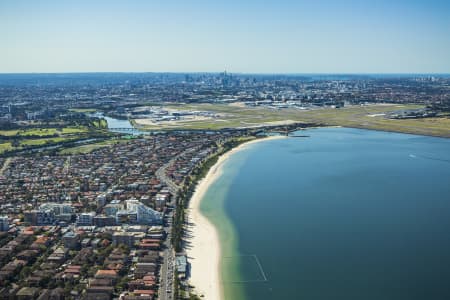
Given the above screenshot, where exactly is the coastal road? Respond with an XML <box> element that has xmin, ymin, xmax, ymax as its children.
<box><xmin>156</xmin><ymin>146</ymin><xmax>203</xmax><ymax>300</ymax></box>
<box><xmin>156</xmin><ymin>151</ymin><xmax>184</xmax><ymax>300</ymax></box>
<box><xmin>159</xmin><ymin>210</ymin><xmax>175</xmax><ymax>300</ymax></box>
<box><xmin>156</xmin><ymin>146</ymin><xmax>201</xmax><ymax>194</ymax></box>
<box><xmin>156</xmin><ymin>159</ymin><xmax>180</xmax><ymax>195</ymax></box>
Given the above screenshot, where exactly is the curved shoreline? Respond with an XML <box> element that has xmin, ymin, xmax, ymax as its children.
<box><xmin>187</xmin><ymin>136</ymin><xmax>286</xmax><ymax>300</ymax></box>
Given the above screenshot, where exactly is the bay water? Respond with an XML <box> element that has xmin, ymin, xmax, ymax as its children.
<box><xmin>200</xmin><ymin>128</ymin><xmax>450</xmax><ymax>300</ymax></box>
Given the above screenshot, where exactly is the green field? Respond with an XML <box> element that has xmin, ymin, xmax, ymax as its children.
<box><xmin>0</xmin><ymin>128</ymin><xmax>59</xmax><ymax>136</ymax></box>
<box><xmin>0</xmin><ymin>125</ymin><xmax>106</xmax><ymax>155</ymax></box>
<box><xmin>0</xmin><ymin>127</ymin><xmax>88</xmax><ymax>137</ymax></box>
<box><xmin>20</xmin><ymin>137</ymin><xmax>70</xmax><ymax>147</ymax></box>
<box><xmin>133</xmin><ymin>103</ymin><xmax>450</xmax><ymax>137</ymax></box>
<box><xmin>0</xmin><ymin>143</ymin><xmax>13</xmax><ymax>154</ymax></box>
<box><xmin>92</xmin><ymin>119</ymin><xmax>108</xmax><ymax>129</ymax></box>
<box><xmin>60</xmin><ymin>138</ymin><xmax>131</xmax><ymax>154</ymax></box>
<box><xmin>61</xmin><ymin>127</ymin><xmax>89</xmax><ymax>134</ymax></box>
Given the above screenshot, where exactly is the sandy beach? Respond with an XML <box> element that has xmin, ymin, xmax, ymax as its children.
<box><xmin>187</xmin><ymin>136</ymin><xmax>286</xmax><ymax>300</ymax></box>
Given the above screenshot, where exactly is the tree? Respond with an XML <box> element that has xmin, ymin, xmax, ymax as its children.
<box><xmin>12</xmin><ymin>139</ymin><xmax>20</xmax><ymax>148</ymax></box>
<box><xmin>19</xmin><ymin>266</ymin><xmax>31</xmax><ymax>280</ymax></box>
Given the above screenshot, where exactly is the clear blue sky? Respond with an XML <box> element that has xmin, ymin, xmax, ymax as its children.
<box><xmin>1</xmin><ymin>0</ymin><xmax>449</xmax><ymax>73</ymax></box>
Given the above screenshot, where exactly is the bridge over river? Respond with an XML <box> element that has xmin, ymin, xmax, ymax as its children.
<box><xmin>108</xmin><ymin>127</ymin><xmax>141</xmax><ymax>131</ymax></box>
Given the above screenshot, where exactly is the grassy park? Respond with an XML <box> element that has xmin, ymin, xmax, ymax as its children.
<box><xmin>0</xmin><ymin>123</ymin><xmax>108</xmax><ymax>155</ymax></box>
<box><xmin>59</xmin><ymin>138</ymin><xmax>132</xmax><ymax>155</ymax></box>
<box><xmin>0</xmin><ymin>127</ymin><xmax>89</xmax><ymax>137</ymax></box>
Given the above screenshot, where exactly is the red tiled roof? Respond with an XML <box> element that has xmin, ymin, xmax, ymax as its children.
<box><xmin>133</xmin><ymin>290</ymin><xmax>155</xmax><ymax>295</ymax></box>
<box><xmin>95</xmin><ymin>269</ymin><xmax>118</xmax><ymax>277</ymax></box>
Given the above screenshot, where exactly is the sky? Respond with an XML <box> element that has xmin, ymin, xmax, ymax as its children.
<box><xmin>0</xmin><ymin>0</ymin><xmax>449</xmax><ymax>73</ymax></box>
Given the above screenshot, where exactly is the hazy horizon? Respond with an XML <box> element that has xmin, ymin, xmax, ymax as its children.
<box><xmin>1</xmin><ymin>72</ymin><xmax>450</xmax><ymax>75</ymax></box>
<box><xmin>1</xmin><ymin>0</ymin><xmax>449</xmax><ymax>73</ymax></box>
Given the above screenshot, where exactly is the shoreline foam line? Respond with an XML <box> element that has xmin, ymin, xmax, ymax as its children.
<box><xmin>187</xmin><ymin>135</ymin><xmax>285</xmax><ymax>300</ymax></box>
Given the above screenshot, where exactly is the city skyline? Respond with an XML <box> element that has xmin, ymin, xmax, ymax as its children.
<box><xmin>1</xmin><ymin>0</ymin><xmax>450</xmax><ymax>73</ymax></box>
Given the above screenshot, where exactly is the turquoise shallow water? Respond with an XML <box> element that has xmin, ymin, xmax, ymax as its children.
<box><xmin>200</xmin><ymin>128</ymin><xmax>450</xmax><ymax>300</ymax></box>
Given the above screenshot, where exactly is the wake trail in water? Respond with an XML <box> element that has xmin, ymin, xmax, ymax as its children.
<box><xmin>409</xmin><ymin>154</ymin><xmax>450</xmax><ymax>164</ymax></box>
